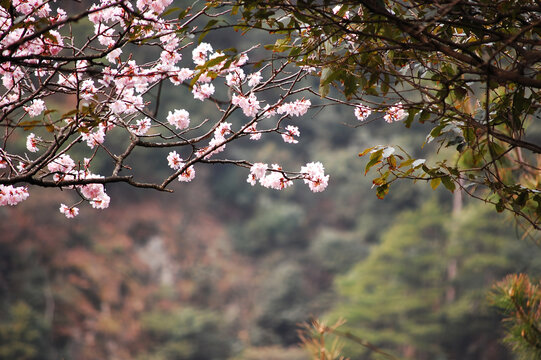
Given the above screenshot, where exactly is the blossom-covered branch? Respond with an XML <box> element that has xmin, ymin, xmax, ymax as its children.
<box><xmin>0</xmin><ymin>0</ymin><xmax>329</xmax><ymax>217</ymax></box>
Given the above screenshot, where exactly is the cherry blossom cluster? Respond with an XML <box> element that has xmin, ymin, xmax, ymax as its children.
<box><xmin>247</xmin><ymin>161</ymin><xmax>329</xmax><ymax>192</ymax></box>
<box><xmin>0</xmin><ymin>1</ymin><xmax>330</xmax><ymax>218</ymax></box>
<box><xmin>0</xmin><ymin>184</ymin><xmax>29</xmax><ymax>206</ymax></box>
<box><xmin>354</xmin><ymin>103</ymin><xmax>406</xmax><ymax>123</ymax></box>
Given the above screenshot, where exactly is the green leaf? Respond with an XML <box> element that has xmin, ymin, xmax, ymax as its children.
<box><xmin>430</xmin><ymin>177</ymin><xmax>441</xmax><ymax>190</ymax></box>
<box><xmin>496</xmin><ymin>199</ymin><xmax>506</xmax><ymax>213</ymax></box>
<box><xmin>441</xmin><ymin>176</ymin><xmax>456</xmax><ymax>192</ymax></box>
<box><xmin>399</xmin><ymin>159</ymin><xmax>414</xmax><ymax>168</ymax></box>
<box><xmin>359</xmin><ymin>147</ymin><xmax>375</xmax><ymax>157</ymax></box>
<box><xmin>365</xmin><ymin>150</ymin><xmax>382</xmax><ymax>174</ymax></box>
<box><xmin>405</xmin><ymin>108</ymin><xmax>419</xmax><ymax>128</ymax></box>
<box><xmin>376</xmin><ymin>184</ymin><xmax>389</xmax><ymax>199</ymax></box>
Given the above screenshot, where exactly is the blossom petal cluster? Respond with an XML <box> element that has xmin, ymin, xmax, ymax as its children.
<box><xmin>301</xmin><ymin>162</ymin><xmax>329</xmax><ymax>192</ymax></box>
<box><xmin>247</xmin><ymin>162</ymin><xmax>329</xmax><ymax>193</ymax></box>
<box><xmin>354</xmin><ymin>104</ymin><xmax>372</xmax><ymax>121</ymax></box>
<box><xmin>384</xmin><ymin>103</ymin><xmax>406</xmax><ymax>123</ymax></box>
<box><xmin>0</xmin><ymin>185</ymin><xmax>29</xmax><ymax>206</ymax></box>
<box><xmin>166</xmin><ymin>151</ymin><xmax>195</xmax><ymax>182</ymax></box>
<box><xmin>282</xmin><ymin>125</ymin><xmax>300</xmax><ymax>144</ymax></box>
<box><xmin>167</xmin><ymin>109</ymin><xmax>190</xmax><ymax>130</ymax></box>
<box><xmin>0</xmin><ymin>1</ymin><xmax>331</xmax><ymax>217</ymax></box>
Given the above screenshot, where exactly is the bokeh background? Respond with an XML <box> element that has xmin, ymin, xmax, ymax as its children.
<box><xmin>1</xmin><ymin>3</ymin><xmax>541</xmax><ymax>360</ymax></box>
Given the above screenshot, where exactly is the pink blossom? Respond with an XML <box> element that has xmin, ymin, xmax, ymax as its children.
<box><xmin>26</xmin><ymin>133</ymin><xmax>40</xmax><ymax>152</ymax></box>
<box><xmin>24</xmin><ymin>99</ymin><xmax>46</xmax><ymax>117</ymax></box>
<box><xmin>215</xmin><ymin>122</ymin><xmax>232</xmax><ymax>138</ymax></box>
<box><xmin>81</xmin><ymin>127</ymin><xmax>106</xmax><ymax>149</ymax></box>
<box><xmin>301</xmin><ymin>162</ymin><xmax>329</xmax><ymax>192</ymax></box>
<box><xmin>205</xmin><ymin>136</ymin><xmax>226</xmax><ymax>158</ymax></box>
<box><xmin>137</xmin><ymin>0</ymin><xmax>172</xmax><ymax>14</ymax></box>
<box><xmin>225</xmin><ymin>68</ymin><xmax>245</xmax><ymax>87</ymax></box>
<box><xmin>47</xmin><ymin>154</ymin><xmax>75</xmax><ymax>175</ymax></box>
<box><xmin>232</xmin><ymin>93</ymin><xmax>260</xmax><ymax>117</ymax></box>
<box><xmin>259</xmin><ymin>164</ymin><xmax>293</xmax><ymax>190</ymax></box>
<box><xmin>276</xmin><ymin>99</ymin><xmax>311</xmax><ymax>117</ymax></box>
<box><xmin>167</xmin><ymin>151</ymin><xmax>183</xmax><ymax>170</ymax></box>
<box><xmin>192</xmin><ymin>42</ymin><xmax>213</xmax><ymax>65</ymax></box>
<box><xmin>281</xmin><ymin>125</ymin><xmax>300</xmax><ymax>144</ymax></box>
<box><xmin>59</xmin><ymin>204</ymin><xmax>79</xmax><ymax>218</ymax></box>
<box><xmin>192</xmin><ymin>83</ymin><xmax>215</xmax><ymax>101</ymax></box>
<box><xmin>17</xmin><ymin>162</ymin><xmax>27</xmax><ymax>173</ymax></box>
<box><xmin>132</xmin><ymin>117</ymin><xmax>151</xmax><ymax>136</ymax></box>
<box><xmin>354</xmin><ymin>104</ymin><xmax>372</xmax><ymax>121</ymax></box>
<box><xmin>247</xmin><ymin>71</ymin><xmax>262</xmax><ymax>87</ymax></box>
<box><xmin>170</xmin><ymin>68</ymin><xmax>194</xmax><ymax>85</ymax></box>
<box><xmin>160</xmin><ymin>50</ymin><xmax>182</xmax><ymax>66</ymax></box>
<box><xmin>106</xmin><ymin>48</ymin><xmax>122</xmax><ymax>63</ymax></box>
<box><xmin>90</xmin><ymin>192</ymin><xmax>110</xmax><ymax>209</ymax></box>
<box><xmin>244</xmin><ymin>123</ymin><xmax>261</xmax><ymax>140</ymax></box>
<box><xmin>80</xmin><ymin>79</ymin><xmax>97</xmax><ymax>100</ymax></box>
<box><xmin>42</xmin><ymin>30</ymin><xmax>63</xmax><ymax>55</ymax></box>
<box><xmin>80</xmin><ymin>182</ymin><xmax>105</xmax><ymax>200</ymax></box>
<box><xmin>167</xmin><ymin>109</ymin><xmax>190</xmax><ymax>130</ymax></box>
<box><xmin>233</xmin><ymin>53</ymin><xmax>249</xmax><ymax>67</ymax></box>
<box><xmin>384</xmin><ymin>103</ymin><xmax>406</xmax><ymax>123</ymax></box>
<box><xmin>0</xmin><ymin>185</ymin><xmax>29</xmax><ymax>206</ymax></box>
<box><xmin>251</xmin><ymin>162</ymin><xmax>268</xmax><ymax>179</ymax></box>
<box><xmin>178</xmin><ymin>165</ymin><xmax>195</xmax><ymax>182</ymax></box>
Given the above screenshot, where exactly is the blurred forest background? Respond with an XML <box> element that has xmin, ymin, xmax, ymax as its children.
<box><xmin>1</xmin><ymin>3</ymin><xmax>541</xmax><ymax>360</ymax></box>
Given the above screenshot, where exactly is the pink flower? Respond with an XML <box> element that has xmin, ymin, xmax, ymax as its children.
<box><xmin>132</xmin><ymin>117</ymin><xmax>151</xmax><ymax>136</ymax></box>
<box><xmin>244</xmin><ymin>123</ymin><xmax>261</xmax><ymax>140</ymax></box>
<box><xmin>225</xmin><ymin>68</ymin><xmax>245</xmax><ymax>87</ymax></box>
<box><xmin>247</xmin><ymin>71</ymin><xmax>262</xmax><ymax>87</ymax></box>
<box><xmin>106</xmin><ymin>48</ymin><xmax>122</xmax><ymax>63</ymax></box>
<box><xmin>301</xmin><ymin>161</ymin><xmax>329</xmax><ymax>192</ymax></box>
<box><xmin>26</xmin><ymin>133</ymin><xmax>40</xmax><ymax>152</ymax></box>
<box><xmin>384</xmin><ymin>103</ymin><xmax>406</xmax><ymax>123</ymax></box>
<box><xmin>90</xmin><ymin>192</ymin><xmax>110</xmax><ymax>209</ymax></box>
<box><xmin>80</xmin><ymin>79</ymin><xmax>97</xmax><ymax>100</ymax></box>
<box><xmin>24</xmin><ymin>99</ymin><xmax>46</xmax><ymax>117</ymax></box>
<box><xmin>260</xmin><ymin>164</ymin><xmax>293</xmax><ymax>190</ymax></box>
<box><xmin>167</xmin><ymin>109</ymin><xmax>190</xmax><ymax>130</ymax></box>
<box><xmin>178</xmin><ymin>165</ymin><xmax>195</xmax><ymax>182</ymax></box>
<box><xmin>0</xmin><ymin>185</ymin><xmax>29</xmax><ymax>206</ymax></box>
<box><xmin>276</xmin><ymin>99</ymin><xmax>311</xmax><ymax>117</ymax></box>
<box><xmin>192</xmin><ymin>42</ymin><xmax>213</xmax><ymax>65</ymax></box>
<box><xmin>47</xmin><ymin>154</ymin><xmax>75</xmax><ymax>178</ymax></box>
<box><xmin>354</xmin><ymin>104</ymin><xmax>371</xmax><ymax>121</ymax></box>
<box><xmin>59</xmin><ymin>204</ymin><xmax>79</xmax><ymax>218</ymax></box>
<box><xmin>232</xmin><ymin>93</ymin><xmax>260</xmax><ymax>117</ymax></box>
<box><xmin>81</xmin><ymin>127</ymin><xmax>106</xmax><ymax>148</ymax></box>
<box><xmin>192</xmin><ymin>83</ymin><xmax>215</xmax><ymax>101</ymax></box>
<box><xmin>281</xmin><ymin>125</ymin><xmax>300</xmax><ymax>144</ymax></box>
<box><xmin>250</xmin><ymin>162</ymin><xmax>268</xmax><ymax>179</ymax></box>
<box><xmin>170</xmin><ymin>68</ymin><xmax>194</xmax><ymax>85</ymax></box>
<box><xmin>80</xmin><ymin>182</ymin><xmax>105</xmax><ymax>200</ymax></box>
<box><xmin>215</xmin><ymin>122</ymin><xmax>232</xmax><ymax>138</ymax></box>
<box><xmin>167</xmin><ymin>151</ymin><xmax>183</xmax><ymax>170</ymax></box>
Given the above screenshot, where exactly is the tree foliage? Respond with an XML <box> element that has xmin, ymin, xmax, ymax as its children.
<box><xmin>231</xmin><ymin>0</ymin><xmax>541</xmax><ymax>230</ymax></box>
<box><xmin>325</xmin><ymin>201</ymin><xmax>541</xmax><ymax>359</ymax></box>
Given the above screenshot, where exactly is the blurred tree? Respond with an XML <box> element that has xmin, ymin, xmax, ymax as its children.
<box><xmin>0</xmin><ymin>301</ymin><xmax>51</xmax><ymax>360</ymax></box>
<box><xmin>326</xmin><ymin>200</ymin><xmax>541</xmax><ymax>359</ymax></box>
<box><xmin>140</xmin><ymin>307</ymin><xmax>232</xmax><ymax>360</ymax></box>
